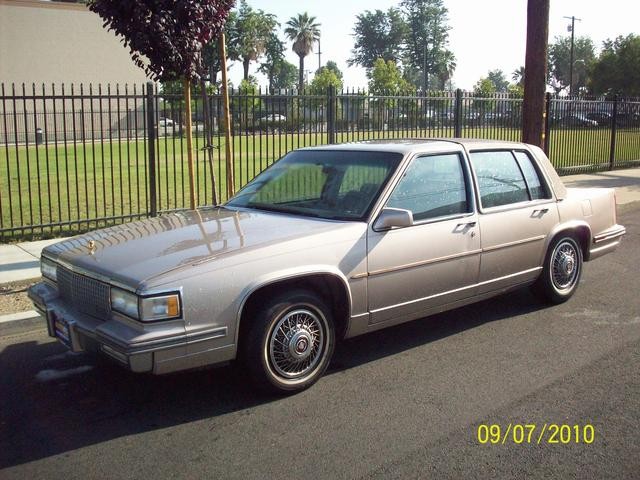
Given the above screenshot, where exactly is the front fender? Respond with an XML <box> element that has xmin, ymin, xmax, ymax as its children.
<box><xmin>233</xmin><ymin>265</ymin><xmax>353</xmax><ymax>345</ymax></box>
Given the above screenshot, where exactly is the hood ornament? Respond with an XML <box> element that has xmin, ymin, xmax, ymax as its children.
<box><xmin>88</xmin><ymin>240</ymin><xmax>96</xmax><ymax>255</ymax></box>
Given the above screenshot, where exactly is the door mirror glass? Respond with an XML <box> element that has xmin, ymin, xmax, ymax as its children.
<box><xmin>373</xmin><ymin>208</ymin><xmax>414</xmax><ymax>231</ymax></box>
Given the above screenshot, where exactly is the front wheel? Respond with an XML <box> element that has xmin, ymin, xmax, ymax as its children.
<box><xmin>533</xmin><ymin>235</ymin><xmax>583</xmax><ymax>304</ymax></box>
<box><xmin>242</xmin><ymin>290</ymin><xmax>335</xmax><ymax>393</ymax></box>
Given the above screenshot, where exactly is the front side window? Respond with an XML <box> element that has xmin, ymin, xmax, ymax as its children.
<box><xmin>386</xmin><ymin>153</ymin><xmax>469</xmax><ymax>221</ymax></box>
<box><xmin>226</xmin><ymin>150</ymin><xmax>402</xmax><ymax>220</ymax></box>
<box><xmin>469</xmin><ymin>151</ymin><xmax>529</xmax><ymax>208</ymax></box>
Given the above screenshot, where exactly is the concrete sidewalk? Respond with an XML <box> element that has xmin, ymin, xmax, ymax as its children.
<box><xmin>1</xmin><ymin>167</ymin><xmax>639</xmax><ymax>288</ymax></box>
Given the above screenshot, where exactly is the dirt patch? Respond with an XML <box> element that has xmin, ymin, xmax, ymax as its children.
<box><xmin>0</xmin><ymin>280</ymin><xmax>38</xmax><ymax>315</ymax></box>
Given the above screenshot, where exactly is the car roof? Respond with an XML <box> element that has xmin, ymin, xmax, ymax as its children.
<box><xmin>296</xmin><ymin>138</ymin><xmax>529</xmax><ymax>155</ymax></box>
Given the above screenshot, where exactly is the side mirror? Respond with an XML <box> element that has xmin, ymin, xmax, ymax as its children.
<box><xmin>373</xmin><ymin>208</ymin><xmax>414</xmax><ymax>231</ymax></box>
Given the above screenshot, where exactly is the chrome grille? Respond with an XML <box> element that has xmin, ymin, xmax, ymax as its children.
<box><xmin>58</xmin><ymin>266</ymin><xmax>111</xmax><ymax>320</ymax></box>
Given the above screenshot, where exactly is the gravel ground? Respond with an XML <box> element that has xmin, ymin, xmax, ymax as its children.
<box><xmin>0</xmin><ymin>280</ymin><xmax>37</xmax><ymax>315</ymax></box>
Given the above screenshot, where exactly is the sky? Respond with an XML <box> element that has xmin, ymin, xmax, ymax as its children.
<box><xmin>227</xmin><ymin>0</ymin><xmax>640</xmax><ymax>91</ymax></box>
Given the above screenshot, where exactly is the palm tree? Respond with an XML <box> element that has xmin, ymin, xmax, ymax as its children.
<box><xmin>284</xmin><ymin>13</ymin><xmax>321</xmax><ymax>91</ymax></box>
<box><xmin>512</xmin><ymin>66</ymin><xmax>525</xmax><ymax>86</ymax></box>
<box><xmin>435</xmin><ymin>51</ymin><xmax>456</xmax><ymax>90</ymax></box>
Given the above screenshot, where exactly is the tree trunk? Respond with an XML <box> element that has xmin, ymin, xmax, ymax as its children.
<box><xmin>298</xmin><ymin>55</ymin><xmax>304</xmax><ymax>92</ymax></box>
<box><xmin>243</xmin><ymin>58</ymin><xmax>250</xmax><ymax>80</ymax></box>
<box><xmin>183</xmin><ymin>78</ymin><xmax>196</xmax><ymax>210</ymax></box>
<box><xmin>522</xmin><ymin>0</ymin><xmax>550</xmax><ymax>148</ymax></box>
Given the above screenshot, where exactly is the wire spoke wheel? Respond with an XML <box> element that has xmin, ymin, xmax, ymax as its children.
<box><xmin>551</xmin><ymin>239</ymin><xmax>580</xmax><ymax>292</ymax></box>
<box><xmin>268</xmin><ymin>308</ymin><xmax>325</xmax><ymax>380</ymax></box>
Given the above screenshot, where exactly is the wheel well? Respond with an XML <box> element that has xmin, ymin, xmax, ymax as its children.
<box><xmin>239</xmin><ymin>274</ymin><xmax>351</xmax><ymax>344</ymax></box>
<box><xmin>551</xmin><ymin>226</ymin><xmax>591</xmax><ymax>260</ymax></box>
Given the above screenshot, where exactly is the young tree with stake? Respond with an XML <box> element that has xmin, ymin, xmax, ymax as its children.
<box><xmin>88</xmin><ymin>0</ymin><xmax>235</xmax><ymax>210</ymax></box>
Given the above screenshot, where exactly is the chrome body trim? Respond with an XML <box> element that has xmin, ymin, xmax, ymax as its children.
<box><xmin>481</xmin><ymin>235</ymin><xmax>546</xmax><ymax>253</ymax></box>
<box><xmin>370</xmin><ymin>267</ymin><xmax>542</xmax><ymax>314</ymax></box>
<box><xmin>368</xmin><ymin>249</ymin><xmax>483</xmax><ymax>277</ymax></box>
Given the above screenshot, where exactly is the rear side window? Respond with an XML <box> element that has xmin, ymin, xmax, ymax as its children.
<box><xmin>386</xmin><ymin>153</ymin><xmax>469</xmax><ymax>221</ymax></box>
<box><xmin>470</xmin><ymin>151</ymin><xmax>529</xmax><ymax>208</ymax></box>
<box><xmin>513</xmin><ymin>151</ymin><xmax>550</xmax><ymax>200</ymax></box>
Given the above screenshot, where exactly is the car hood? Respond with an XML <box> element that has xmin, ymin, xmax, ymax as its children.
<box><xmin>43</xmin><ymin>207</ymin><xmax>360</xmax><ymax>290</ymax></box>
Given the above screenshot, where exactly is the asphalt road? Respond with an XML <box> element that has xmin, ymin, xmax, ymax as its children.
<box><xmin>1</xmin><ymin>208</ymin><xmax>639</xmax><ymax>479</ymax></box>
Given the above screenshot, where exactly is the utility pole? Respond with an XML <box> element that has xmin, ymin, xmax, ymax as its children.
<box><xmin>522</xmin><ymin>0</ymin><xmax>550</xmax><ymax>148</ymax></box>
<box><xmin>563</xmin><ymin>15</ymin><xmax>581</xmax><ymax>96</ymax></box>
<box><xmin>317</xmin><ymin>37</ymin><xmax>322</xmax><ymax>70</ymax></box>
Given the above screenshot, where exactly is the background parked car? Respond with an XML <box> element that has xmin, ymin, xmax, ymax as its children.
<box><xmin>586</xmin><ymin>112</ymin><xmax>612</xmax><ymax>126</ymax></box>
<box><xmin>559</xmin><ymin>114</ymin><xmax>598</xmax><ymax>128</ymax></box>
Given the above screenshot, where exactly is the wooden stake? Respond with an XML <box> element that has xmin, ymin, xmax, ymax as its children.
<box><xmin>184</xmin><ymin>77</ymin><xmax>196</xmax><ymax>209</ymax></box>
<box><xmin>218</xmin><ymin>32</ymin><xmax>234</xmax><ymax>198</ymax></box>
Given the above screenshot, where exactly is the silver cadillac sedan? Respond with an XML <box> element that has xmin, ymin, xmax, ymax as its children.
<box><xmin>29</xmin><ymin>140</ymin><xmax>626</xmax><ymax>392</ymax></box>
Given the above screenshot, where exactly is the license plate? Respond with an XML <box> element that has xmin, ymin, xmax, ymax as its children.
<box><xmin>52</xmin><ymin>311</ymin><xmax>71</xmax><ymax>348</ymax></box>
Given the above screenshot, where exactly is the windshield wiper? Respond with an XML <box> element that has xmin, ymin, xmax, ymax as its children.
<box><xmin>245</xmin><ymin>203</ymin><xmax>326</xmax><ymax>219</ymax></box>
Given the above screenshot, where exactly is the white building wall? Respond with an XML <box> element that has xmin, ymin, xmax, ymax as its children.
<box><xmin>0</xmin><ymin>0</ymin><xmax>150</xmax><ymax>87</ymax></box>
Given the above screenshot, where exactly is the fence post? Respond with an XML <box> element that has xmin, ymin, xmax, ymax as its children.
<box><xmin>327</xmin><ymin>85</ymin><xmax>336</xmax><ymax>144</ymax></box>
<box><xmin>543</xmin><ymin>92</ymin><xmax>551</xmax><ymax>155</ymax></box>
<box><xmin>609</xmin><ymin>94</ymin><xmax>618</xmax><ymax>171</ymax></box>
<box><xmin>145</xmin><ymin>81</ymin><xmax>157</xmax><ymax>217</ymax></box>
<box><xmin>454</xmin><ymin>88</ymin><xmax>463</xmax><ymax>138</ymax></box>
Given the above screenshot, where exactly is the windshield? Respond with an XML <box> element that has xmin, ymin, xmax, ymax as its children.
<box><xmin>226</xmin><ymin>150</ymin><xmax>403</xmax><ymax>220</ymax></box>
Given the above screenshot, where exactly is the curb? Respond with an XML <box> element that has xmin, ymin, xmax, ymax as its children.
<box><xmin>0</xmin><ymin>310</ymin><xmax>45</xmax><ymax>336</ymax></box>
<box><xmin>0</xmin><ymin>310</ymin><xmax>40</xmax><ymax>323</ymax></box>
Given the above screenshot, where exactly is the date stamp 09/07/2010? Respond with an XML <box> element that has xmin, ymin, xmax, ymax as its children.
<box><xmin>477</xmin><ymin>424</ymin><xmax>595</xmax><ymax>445</ymax></box>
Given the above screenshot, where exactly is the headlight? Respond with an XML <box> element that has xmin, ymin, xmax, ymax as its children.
<box><xmin>140</xmin><ymin>294</ymin><xmax>181</xmax><ymax>322</ymax></box>
<box><xmin>110</xmin><ymin>288</ymin><xmax>139</xmax><ymax>319</ymax></box>
<box><xmin>41</xmin><ymin>257</ymin><xmax>58</xmax><ymax>282</ymax></box>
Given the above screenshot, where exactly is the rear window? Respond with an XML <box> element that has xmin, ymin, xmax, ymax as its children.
<box><xmin>513</xmin><ymin>151</ymin><xmax>550</xmax><ymax>200</ymax></box>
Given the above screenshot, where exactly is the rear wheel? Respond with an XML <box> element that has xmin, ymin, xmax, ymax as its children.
<box><xmin>533</xmin><ymin>235</ymin><xmax>583</xmax><ymax>304</ymax></box>
<box><xmin>242</xmin><ymin>290</ymin><xmax>335</xmax><ymax>393</ymax></box>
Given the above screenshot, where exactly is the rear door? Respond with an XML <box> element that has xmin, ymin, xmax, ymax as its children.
<box><xmin>468</xmin><ymin>149</ymin><xmax>559</xmax><ymax>294</ymax></box>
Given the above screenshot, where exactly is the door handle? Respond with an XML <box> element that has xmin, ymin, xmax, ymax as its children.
<box><xmin>454</xmin><ymin>221</ymin><xmax>477</xmax><ymax>235</ymax></box>
<box><xmin>532</xmin><ymin>208</ymin><xmax>549</xmax><ymax>216</ymax></box>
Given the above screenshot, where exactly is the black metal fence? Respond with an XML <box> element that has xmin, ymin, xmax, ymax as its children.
<box><xmin>1</xmin><ymin>82</ymin><xmax>639</xmax><ymax>241</ymax></box>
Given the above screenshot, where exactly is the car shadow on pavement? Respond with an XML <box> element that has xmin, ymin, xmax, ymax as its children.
<box><xmin>0</xmin><ymin>288</ymin><xmax>545</xmax><ymax>469</ymax></box>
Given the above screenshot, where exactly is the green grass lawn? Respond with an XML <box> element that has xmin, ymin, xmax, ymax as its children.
<box><xmin>1</xmin><ymin>126</ymin><xmax>639</xmax><ymax>240</ymax></box>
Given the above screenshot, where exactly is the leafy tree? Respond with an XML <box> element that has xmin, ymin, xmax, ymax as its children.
<box><xmin>88</xmin><ymin>0</ymin><xmax>234</xmax><ymax>210</ymax></box>
<box><xmin>258</xmin><ymin>33</ymin><xmax>286</xmax><ymax>91</ymax></box>
<box><xmin>271</xmin><ymin>61</ymin><xmax>299</xmax><ymax>90</ymax></box>
<box><xmin>284</xmin><ymin>12</ymin><xmax>321</xmax><ymax>91</ymax></box>
<box><xmin>473</xmin><ymin>77</ymin><xmax>497</xmax><ymax>97</ymax></box>
<box><xmin>309</xmin><ymin>68</ymin><xmax>343</xmax><ymax>94</ymax></box>
<box><xmin>401</xmin><ymin>0</ymin><xmax>455</xmax><ymax>92</ymax></box>
<box><xmin>548</xmin><ymin>35</ymin><xmax>596</xmax><ymax>94</ymax></box>
<box><xmin>508</xmin><ymin>83</ymin><xmax>524</xmax><ymax>98</ymax></box>
<box><xmin>201</xmin><ymin>11</ymin><xmax>237</xmax><ymax>84</ymax></box>
<box><xmin>228</xmin><ymin>0</ymin><xmax>278</xmax><ymax>80</ymax></box>
<box><xmin>317</xmin><ymin>61</ymin><xmax>343</xmax><ymax>82</ymax></box>
<box><xmin>590</xmin><ymin>34</ymin><xmax>640</xmax><ymax>97</ymax></box>
<box><xmin>368</xmin><ymin>58</ymin><xmax>414</xmax><ymax>95</ymax></box>
<box><xmin>234</xmin><ymin>77</ymin><xmax>263</xmax><ymax>123</ymax></box>
<box><xmin>348</xmin><ymin>8</ymin><xmax>408</xmax><ymax>70</ymax></box>
<box><xmin>486</xmin><ymin>69</ymin><xmax>509</xmax><ymax>93</ymax></box>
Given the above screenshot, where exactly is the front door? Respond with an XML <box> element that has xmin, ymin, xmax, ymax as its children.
<box><xmin>367</xmin><ymin>152</ymin><xmax>481</xmax><ymax>325</ymax></box>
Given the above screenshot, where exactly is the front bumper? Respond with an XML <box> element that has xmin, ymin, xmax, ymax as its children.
<box><xmin>28</xmin><ymin>282</ymin><xmax>234</xmax><ymax>374</ymax></box>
